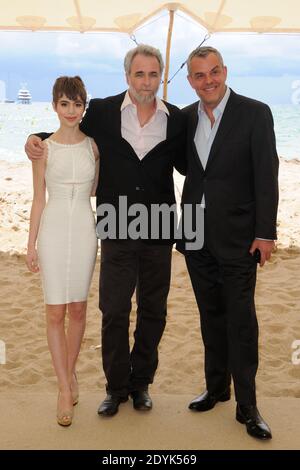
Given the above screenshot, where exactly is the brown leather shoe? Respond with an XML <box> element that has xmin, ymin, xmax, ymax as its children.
<box><xmin>189</xmin><ymin>389</ymin><xmax>231</xmax><ymax>411</ymax></box>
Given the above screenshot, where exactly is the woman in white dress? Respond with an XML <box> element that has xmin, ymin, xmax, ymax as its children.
<box><xmin>26</xmin><ymin>76</ymin><xmax>99</xmax><ymax>426</ymax></box>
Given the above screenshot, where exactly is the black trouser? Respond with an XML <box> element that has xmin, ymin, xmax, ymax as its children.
<box><xmin>185</xmin><ymin>246</ymin><xmax>258</xmax><ymax>405</ymax></box>
<box><xmin>99</xmin><ymin>239</ymin><xmax>172</xmax><ymax>397</ymax></box>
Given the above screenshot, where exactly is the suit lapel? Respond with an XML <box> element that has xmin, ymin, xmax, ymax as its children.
<box><xmin>105</xmin><ymin>92</ymin><xmax>141</xmax><ymax>162</ymax></box>
<box><xmin>126</xmin><ymin>100</ymin><xmax>182</xmax><ymax>162</ymax></box>
<box><xmin>164</xmin><ymin>101</ymin><xmax>180</xmax><ymax>141</ymax></box>
<box><xmin>205</xmin><ymin>90</ymin><xmax>242</xmax><ymax>172</ymax></box>
<box><xmin>143</xmin><ymin>102</ymin><xmax>181</xmax><ymax>160</ymax></box>
<box><xmin>188</xmin><ymin>102</ymin><xmax>205</xmax><ymax>173</ymax></box>
<box><xmin>105</xmin><ymin>92</ymin><xmax>123</xmax><ymax>140</ymax></box>
<box><xmin>141</xmin><ymin>104</ymin><xmax>174</xmax><ymax>161</ymax></box>
<box><xmin>104</xmin><ymin>94</ymin><xmax>183</xmax><ymax>163</ymax></box>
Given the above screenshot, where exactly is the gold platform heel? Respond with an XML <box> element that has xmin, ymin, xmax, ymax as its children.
<box><xmin>57</xmin><ymin>392</ymin><xmax>73</xmax><ymax>426</ymax></box>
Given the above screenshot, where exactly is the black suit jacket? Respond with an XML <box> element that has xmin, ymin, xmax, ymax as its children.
<box><xmin>80</xmin><ymin>91</ymin><xmax>186</xmax><ymax>243</ymax></box>
<box><xmin>80</xmin><ymin>91</ymin><xmax>186</xmax><ymax>185</ymax></box>
<box><xmin>177</xmin><ymin>89</ymin><xmax>279</xmax><ymax>259</ymax></box>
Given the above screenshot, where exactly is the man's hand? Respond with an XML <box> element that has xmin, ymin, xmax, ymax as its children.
<box><xmin>25</xmin><ymin>135</ymin><xmax>47</xmax><ymax>160</ymax></box>
<box><xmin>249</xmin><ymin>239</ymin><xmax>275</xmax><ymax>267</ymax></box>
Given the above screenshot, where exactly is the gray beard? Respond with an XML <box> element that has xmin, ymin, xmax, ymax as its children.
<box><xmin>129</xmin><ymin>87</ymin><xmax>157</xmax><ymax>104</ymax></box>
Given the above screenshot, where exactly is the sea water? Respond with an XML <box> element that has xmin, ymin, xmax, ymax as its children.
<box><xmin>0</xmin><ymin>102</ymin><xmax>299</xmax><ymax>162</ymax></box>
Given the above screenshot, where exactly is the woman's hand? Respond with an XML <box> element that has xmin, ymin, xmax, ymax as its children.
<box><xmin>26</xmin><ymin>248</ymin><xmax>40</xmax><ymax>273</ymax></box>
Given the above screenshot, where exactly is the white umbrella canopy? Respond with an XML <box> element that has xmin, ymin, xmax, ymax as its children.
<box><xmin>1</xmin><ymin>1</ymin><xmax>300</xmax><ymax>99</ymax></box>
<box><xmin>1</xmin><ymin>0</ymin><xmax>300</xmax><ymax>33</ymax></box>
<box><xmin>0</xmin><ymin>0</ymin><xmax>300</xmax><ymax>33</ymax></box>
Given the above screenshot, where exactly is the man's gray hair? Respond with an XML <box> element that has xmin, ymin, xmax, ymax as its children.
<box><xmin>187</xmin><ymin>46</ymin><xmax>224</xmax><ymax>75</ymax></box>
<box><xmin>124</xmin><ymin>44</ymin><xmax>164</xmax><ymax>75</ymax></box>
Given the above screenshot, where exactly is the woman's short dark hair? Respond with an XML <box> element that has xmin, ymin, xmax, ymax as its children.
<box><xmin>52</xmin><ymin>76</ymin><xmax>87</xmax><ymax>105</ymax></box>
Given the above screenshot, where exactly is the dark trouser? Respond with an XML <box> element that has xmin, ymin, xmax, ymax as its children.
<box><xmin>99</xmin><ymin>239</ymin><xmax>172</xmax><ymax>397</ymax></box>
<box><xmin>185</xmin><ymin>246</ymin><xmax>258</xmax><ymax>405</ymax></box>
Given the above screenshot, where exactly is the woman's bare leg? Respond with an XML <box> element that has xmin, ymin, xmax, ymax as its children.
<box><xmin>66</xmin><ymin>301</ymin><xmax>87</xmax><ymax>400</ymax></box>
<box><xmin>46</xmin><ymin>304</ymin><xmax>73</xmax><ymax>416</ymax></box>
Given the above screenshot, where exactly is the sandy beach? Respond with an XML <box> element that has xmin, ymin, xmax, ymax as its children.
<box><xmin>0</xmin><ymin>157</ymin><xmax>299</xmax><ymax>450</ymax></box>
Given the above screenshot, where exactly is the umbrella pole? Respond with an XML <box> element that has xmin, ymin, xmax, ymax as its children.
<box><xmin>163</xmin><ymin>8</ymin><xmax>175</xmax><ymax>101</ymax></box>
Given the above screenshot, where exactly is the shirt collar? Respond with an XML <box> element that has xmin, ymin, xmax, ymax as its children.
<box><xmin>198</xmin><ymin>86</ymin><xmax>231</xmax><ymax>119</ymax></box>
<box><xmin>121</xmin><ymin>90</ymin><xmax>169</xmax><ymax>116</ymax></box>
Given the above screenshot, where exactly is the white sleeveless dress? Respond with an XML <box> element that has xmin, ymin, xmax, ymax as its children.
<box><xmin>37</xmin><ymin>137</ymin><xmax>98</xmax><ymax>305</ymax></box>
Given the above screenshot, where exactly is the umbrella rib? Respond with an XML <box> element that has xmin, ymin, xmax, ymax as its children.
<box><xmin>212</xmin><ymin>0</ymin><xmax>227</xmax><ymax>30</ymax></box>
<box><xmin>163</xmin><ymin>8</ymin><xmax>175</xmax><ymax>100</ymax></box>
<box><xmin>73</xmin><ymin>0</ymin><xmax>84</xmax><ymax>32</ymax></box>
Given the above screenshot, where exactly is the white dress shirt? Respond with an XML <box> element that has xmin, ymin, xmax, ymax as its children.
<box><xmin>194</xmin><ymin>86</ymin><xmax>231</xmax><ymax>171</ymax></box>
<box><xmin>121</xmin><ymin>91</ymin><xmax>169</xmax><ymax>160</ymax></box>
<box><xmin>194</xmin><ymin>86</ymin><xmax>231</xmax><ymax>207</ymax></box>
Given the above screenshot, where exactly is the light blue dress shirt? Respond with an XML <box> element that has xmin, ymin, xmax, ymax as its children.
<box><xmin>194</xmin><ymin>86</ymin><xmax>231</xmax><ymax>169</ymax></box>
<box><xmin>194</xmin><ymin>86</ymin><xmax>231</xmax><ymax>206</ymax></box>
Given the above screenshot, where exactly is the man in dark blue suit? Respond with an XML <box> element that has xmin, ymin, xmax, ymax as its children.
<box><xmin>177</xmin><ymin>46</ymin><xmax>279</xmax><ymax>440</ymax></box>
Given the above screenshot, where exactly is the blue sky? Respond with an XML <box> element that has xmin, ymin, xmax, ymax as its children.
<box><xmin>1</xmin><ymin>12</ymin><xmax>300</xmax><ymax>105</ymax></box>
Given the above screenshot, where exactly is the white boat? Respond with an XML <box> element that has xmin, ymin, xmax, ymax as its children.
<box><xmin>18</xmin><ymin>84</ymin><xmax>31</xmax><ymax>104</ymax></box>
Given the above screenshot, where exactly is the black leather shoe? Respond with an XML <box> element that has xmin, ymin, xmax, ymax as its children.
<box><xmin>97</xmin><ymin>394</ymin><xmax>128</xmax><ymax>417</ymax></box>
<box><xmin>236</xmin><ymin>404</ymin><xmax>272</xmax><ymax>440</ymax></box>
<box><xmin>130</xmin><ymin>390</ymin><xmax>152</xmax><ymax>411</ymax></box>
<box><xmin>189</xmin><ymin>389</ymin><xmax>231</xmax><ymax>411</ymax></box>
